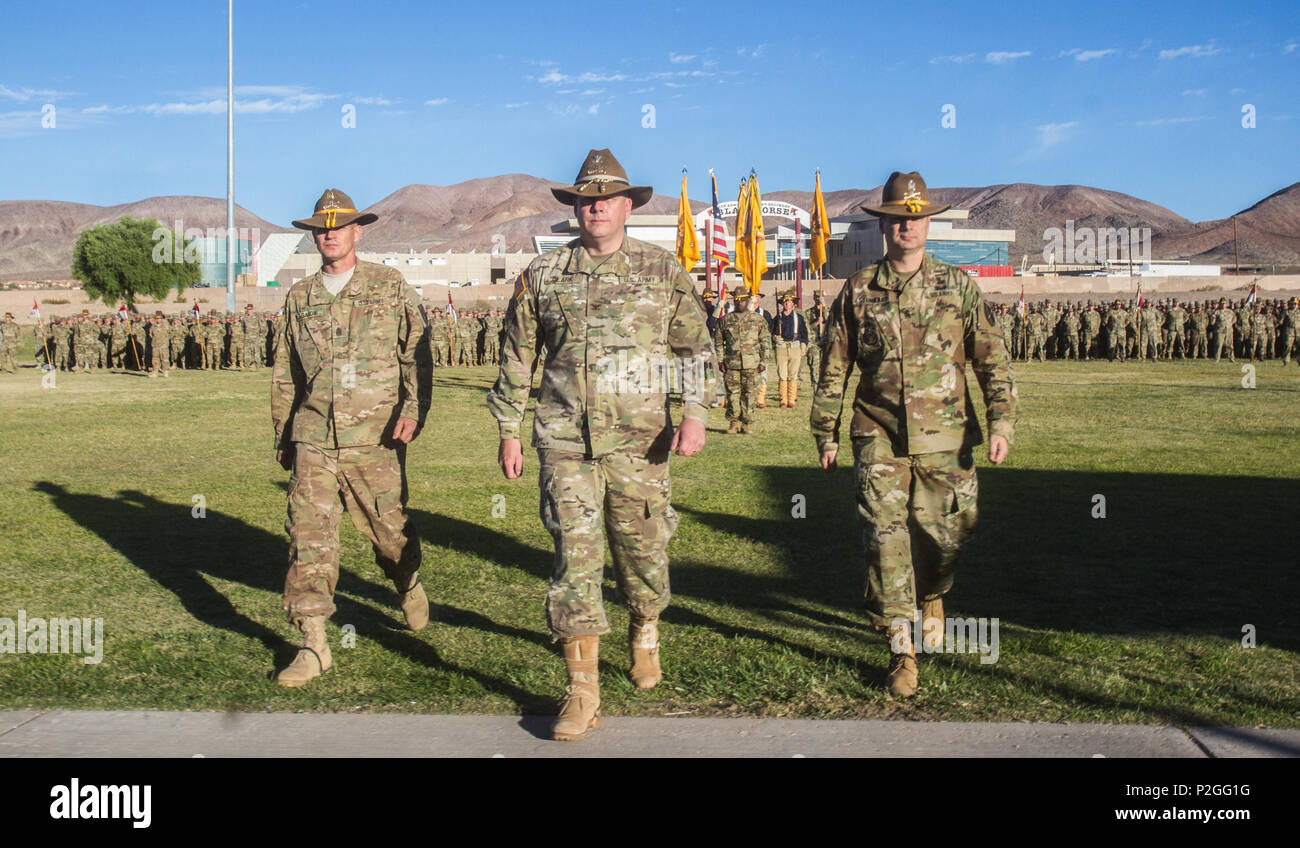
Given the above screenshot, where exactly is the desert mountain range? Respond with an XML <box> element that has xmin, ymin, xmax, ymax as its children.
<box><xmin>2</xmin><ymin>176</ymin><xmax>1297</xmax><ymax>280</ymax></box>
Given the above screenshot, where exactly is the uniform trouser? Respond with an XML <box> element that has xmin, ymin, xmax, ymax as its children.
<box><xmin>1214</xmin><ymin>333</ymin><xmax>1234</xmax><ymax>361</ymax></box>
<box><xmin>537</xmin><ymin>448</ymin><xmax>676</xmax><ymax>639</ymax></box>
<box><xmin>1107</xmin><ymin>332</ymin><xmax>1125</xmax><ymax>360</ymax></box>
<box><xmin>150</xmin><ymin>344</ymin><xmax>168</xmax><ymax>374</ymax></box>
<box><xmin>806</xmin><ymin>343</ymin><xmax>822</xmax><ymax>383</ymax></box>
<box><xmin>432</xmin><ymin>342</ymin><xmax>450</xmax><ymax>366</ymax></box>
<box><xmin>775</xmin><ymin>341</ymin><xmax>803</xmax><ymax>382</ymax></box>
<box><xmin>1142</xmin><ymin>335</ymin><xmax>1158</xmax><ymax>360</ymax></box>
<box><xmin>1063</xmin><ymin>336</ymin><xmax>1079</xmax><ymax>360</ymax></box>
<box><xmin>1283</xmin><ymin>331</ymin><xmax>1296</xmax><ymax>363</ymax></box>
<box><xmin>852</xmin><ymin>438</ymin><xmax>978</xmax><ymax>628</ymax></box>
<box><xmin>0</xmin><ymin>343</ymin><xmax>15</xmax><ymax>372</ymax></box>
<box><xmin>1028</xmin><ymin>334</ymin><xmax>1045</xmax><ymax>361</ymax></box>
<box><xmin>283</xmin><ymin>442</ymin><xmax>421</xmax><ymax>624</ymax></box>
<box><xmin>202</xmin><ymin>343</ymin><xmax>218</xmax><ymax>369</ymax></box>
<box><xmin>1081</xmin><ymin>332</ymin><xmax>1095</xmax><ymax>358</ymax></box>
<box><xmin>483</xmin><ymin>340</ymin><xmax>499</xmax><ymax>365</ymax></box>
<box><xmin>723</xmin><ymin>367</ymin><xmax>759</xmax><ymax>423</ymax></box>
<box><xmin>1166</xmin><ymin>331</ymin><xmax>1185</xmax><ymax>358</ymax></box>
<box><xmin>1251</xmin><ymin>335</ymin><xmax>1269</xmax><ymax>359</ymax></box>
<box><xmin>1190</xmin><ymin>334</ymin><xmax>1207</xmax><ymax>358</ymax></box>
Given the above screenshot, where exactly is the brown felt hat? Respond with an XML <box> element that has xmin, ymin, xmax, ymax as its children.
<box><xmin>860</xmin><ymin>171</ymin><xmax>951</xmax><ymax>219</ymax></box>
<box><xmin>292</xmin><ymin>189</ymin><xmax>378</xmax><ymax>230</ymax></box>
<box><xmin>730</xmin><ymin>285</ymin><xmax>751</xmax><ymax>301</ymax></box>
<box><xmin>550</xmin><ymin>148</ymin><xmax>653</xmax><ymax>208</ymax></box>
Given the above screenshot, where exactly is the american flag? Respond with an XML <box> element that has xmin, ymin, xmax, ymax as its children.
<box><xmin>709</xmin><ymin>171</ymin><xmax>729</xmax><ymax>270</ymax></box>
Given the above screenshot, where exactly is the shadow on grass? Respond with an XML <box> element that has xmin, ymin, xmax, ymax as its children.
<box><xmin>31</xmin><ymin>482</ymin><xmax>552</xmax><ymax>712</ymax></box>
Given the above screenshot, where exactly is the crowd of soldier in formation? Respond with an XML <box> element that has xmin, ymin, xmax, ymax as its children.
<box><xmin>24</xmin><ymin>305</ymin><xmax>278</xmax><ymax>377</ymax></box>
<box><xmin>993</xmin><ymin>296</ymin><xmax>1300</xmax><ymax>364</ymax></box>
<box><xmin>425</xmin><ymin>307</ymin><xmax>505</xmax><ymax>367</ymax></box>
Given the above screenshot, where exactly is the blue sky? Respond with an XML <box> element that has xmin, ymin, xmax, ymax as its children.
<box><xmin>1</xmin><ymin>0</ymin><xmax>1296</xmax><ymax>226</ymax></box>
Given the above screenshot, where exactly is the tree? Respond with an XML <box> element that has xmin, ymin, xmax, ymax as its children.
<box><xmin>71</xmin><ymin>216</ymin><xmax>200</xmax><ymax>308</ymax></box>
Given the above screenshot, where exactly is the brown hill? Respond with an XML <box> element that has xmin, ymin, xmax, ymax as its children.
<box><xmin>361</xmin><ymin>174</ymin><xmax>699</xmax><ymax>253</ymax></box>
<box><xmin>1153</xmin><ymin>182</ymin><xmax>1300</xmax><ymax>267</ymax></box>
<box><xmin>0</xmin><ymin>197</ymin><xmax>288</xmax><ymax>280</ymax></box>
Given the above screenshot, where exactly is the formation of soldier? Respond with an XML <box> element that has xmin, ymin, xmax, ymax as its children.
<box><xmin>14</xmin><ymin>304</ymin><xmax>283</xmax><ymax>376</ymax></box>
<box><xmin>992</xmin><ymin>295</ymin><xmax>1300</xmax><ymax>364</ymax></box>
<box><xmin>425</xmin><ymin>307</ymin><xmax>505</xmax><ymax>367</ymax></box>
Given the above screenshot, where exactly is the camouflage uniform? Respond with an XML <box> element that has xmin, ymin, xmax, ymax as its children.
<box><xmin>271</xmin><ymin>260</ymin><xmax>432</xmax><ymax>624</ymax></box>
<box><xmin>1060</xmin><ymin>309</ymin><xmax>1081</xmax><ymax>360</ymax></box>
<box><xmin>1025</xmin><ymin>310</ymin><xmax>1047</xmax><ymax>361</ymax></box>
<box><xmin>170</xmin><ymin>319</ymin><xmax>187</xmax><ymax>368</ymax></box>
<box><xmin>1165</xmin><ymin>304</ymin><xmax>1188</xmax><ymax>359</ymax></box>
<box><xmin>241</xmin><ymin>308</ymin><xmax>263</xmax><ymax>368</ymax></box>
<box><xmin>1281</xmin><ymin>303</ymin><xmax>1299</xmax><ymax>365</ymax></box>
<box><xmin>453</xmin><ymin>317</ymin><xmax>476</xmax><ymax>366</ymax></box>
<box><xmin>1188</xmin><ymin>307</ymin><xmax>1209</xmax><ymax>358</ymax></box>
<box><xmin>0</xmin><ymin>317</ymin><xmax>18</xmax><ymax>372</ymax></box>
<box><xmin>804</xmin><ymin>299</ymin><xmax>830</xmax><ymax>383</ymax></box>
<box><xmin>74</xmin><ymin>317</ymin><xmax>98</xmax><ymax>371</ymax></box>
<box><xmin>487</xmin><ymin>236</ymin><xmax>721</xmax><ymax>639</ymax></box>
<box><xmin>716</xmin><ymin>298</ymin><xmax>772</xmax><ymax>429</ymax></box>
<box><xmin>482</xmin><ymin>311</ymin><xmax>503</xmax><ymax>365</ymax></box>
<box><xmin>1082</xmin><ymin>307</ymin><xmax>1101</xmax><ymax>359</ymax></box>
<box><xmin>1139</xmin><ymin>305</ymin><xmax>1161</xmax><ymax>361</ymax></box>
<box><xmin>810</xmin><ymin>255</ymin><xmax>1017</xmax><ymax>628</ymax></box>
<box><xmin>1104</xmin><ymin>304</ymin><xmax>1127</xmax><ymax>361</ymax></box>
<box><xmin>1212</xmin><ymin>304</ymin><xmax>1236</xmax><ymax>362</ymax></box>
<box><xmin>147</xmin><ymin>317</ymin><xmax>170</xmax><ymax>377</ymax></box>
<box><xmin>427</xmin><ymin>311</ymin><xmax>452</xmax><ymax>366</ymax></box>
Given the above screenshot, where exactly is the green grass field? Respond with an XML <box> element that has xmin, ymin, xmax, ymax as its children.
<box><xmin>1</xmin><ymin>351</ymin><xmax>1298</xmax><ymax>726</ymax></box>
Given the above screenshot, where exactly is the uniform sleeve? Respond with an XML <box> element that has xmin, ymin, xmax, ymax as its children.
<box><xmin>270</xmin><ymin>294</ymin><xmax>304</xmax><ymax>451</ymax></box>
<box><xmin>667</xmin><ymin>267</ymin><xmax>722</xmax><ymax>422</ymax></box>
<box><xmin>486</xmin><ymin>270</ymin><xmax>544</xmax><ymax>440</ymax></box>
<box><xmin>961</xmin><ymin>276</ymin><xmax>1018</xmax><ymax>445</ymax></box>
<box><xmin>809</xmin><ymin>281</ymin><xmax>856</xmax><ymax>453</ymax></box>
<box><xmin>396</xmin><ymin>282</ymin><xmax>431</xmax><ymax>425</ymax></box>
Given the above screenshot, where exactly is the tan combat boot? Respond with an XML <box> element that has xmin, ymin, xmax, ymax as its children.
<box><xmin>740</xmin><ymin>422</ymin><xmax>752</xmax><ymax>434</ymax></box>
<box><xmin>921</xmin><ymin>597</ymin><xmax>944</xmax><ymax>652</ymax></box>
<box><xmin>727</xmin><ymin>420</ymin><xmax>740</xmax><ymax>434</ymax></box>
<box><xmin>886</xmin><ymin>620</ymin><xmax>919</xmax><ymax>698</ymax></box>
<box><xmin>276</xmin><ymin>616</ymin><xmax>333</xmax><ymax>687</ymax></box>
<box><xmin>396</xmin><ymin>574</ymin><xmax>429</xmax><ymax>631</ymax></box>
<box><xmin>755</xmin><ymin>387</ymin><xmax>767</xmax><ymax>408</ymax></box>
<box><xmin>778</xmin><ymin>380</ymin><xmax>790</xmax><ymax>407</ymax></box>
<box><xmin>629</xmin><ymin>615</ymin><xmax>662</xmax><ymax>690</ymax></box>
<box><xmin>552</xmin><ymin>635</ymin><xmax>601</xmax><ymax>741</ymax></box>
<box><xmin>789</xmin><ymin>381</ymin><xmax>799</xmax><ymax>406</ymax></box>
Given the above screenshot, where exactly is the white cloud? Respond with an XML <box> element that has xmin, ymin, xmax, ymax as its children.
<box><xmin>1058</xmin><ymin>48</ymin><xmax>1117</xmax><ymax>61</ymax></box>
<box><xmin>663</xmin><ymin>82</ymin><xmax>686</xmax><ymax>88</ymax></box>
<box><xmin>587</xmin><ymin>103</ymin><xmax>599</xmax><ymax>115</ymax></box>
<box><xmin>1285</xmin><ymin>41</ymin><xmax>1297</xmax><ymax>54</ymax></box>
<box><xmin>579</xmin><ymin>89</ymin><xmax>603</xmax><ymax>96</ymax></box>
<box><xmin>0</xmin><ymin>84</ymin><xmax>73</xmax><ymax>102</ymax></box>
<box><xmin>931</xmin><ymin>53</ymin><xmax>977</xmax><ymax>64</ymax></box>
<box><xmin>424</xmin><ymin>97</ymin><xmax>450</xmax><ymax>106</ymax></box>
<box><xmin>1181</xmin><ymin>89</ymin><xmax>1206</xmax><ymax>96</ymax></box>
<box><xmin>1135</xmin><ymin>116</ymin><xmax>1206</xmax><ymax>127</ymax></box>
<box><xmin>1159</xmin><ymin>43</ymin><xmax>1222</xmax><ymax>59</ymax></box>
<box><xmin>352</xmin><ymin>96</ymin><xmax>393</xmax><ymax>106</ymax></box>
<box><xmin>986</xmin><ymin>51</ymin><xmax>1031</xmax><ymax>64</ymax></box>
<box><xmin>736</xmin><ymin>44</ymin><xmax>766</xmax><ymax>59</ymax></box>
<box><xmin>669</xmin><ymin>53</ymin><xmax>695</xmax><ymax>63</ymax></box>
<box><xmin>537</xmin><ymin>70</ymin><xmax>627</xmax><ymax>84</ymax></box>
<box><xmin>504</xmin><ymin>102</ymin><xmax>528</xmax><ymax>109</ymax></box>
<box><xmin>1034</xmin><ymin>121</ymin><xmax>1078</xmax><ymax>150</ymax></box>
<box><xmin>0</xmin><ymin>109</ymin><xmax>42</xmax><ymax>137</ymax></box>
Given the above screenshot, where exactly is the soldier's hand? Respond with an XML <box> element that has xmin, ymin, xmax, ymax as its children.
<box><xmin>671</xmin><ymin>417</ymin><xmax>706</xmax><ymax>457</ymax></box>
<box><xmin>499</xmin><ymin>438</ymin><xmax>523</xmax><ymax>479</ymax></box>
<box><xmin>988</xmin><ymin>435</ymin><xmax>1009</xmax><ymax>465</ymax></box>
<box><xmin>276</xmin><ymin>448</ymin><xmax>294</xmax><ymax>472</ymax></box>
<box><xmin>820</xmin><ymin>449</ymin><xmax>837</xmax><ymax>473</ymax></box>
<box><xmin>392</xmin><ymin>417</ymin><xmax>418</xmax><ymax>444</ymax></box>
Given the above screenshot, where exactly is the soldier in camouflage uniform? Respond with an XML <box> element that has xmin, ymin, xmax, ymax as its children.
<box><xmin>1139</xmin><ymin>301</ymin><xmax>1161</xmax><ymax>361</ymax></box>
<box><xmin>453</xmin><ymin>314</ymin><xmax>476</xmax><ymax>366</ymax></box>
<box><xmin>1212</xmin><ymin>298</ymin><xmax>1236</xmax><ymax>362</ymax></box>
<box><xmin>1281</xmin><ymin>299</ymin><xmax>1299</xmax><ymax>366</ymax></box>
<box><xmin>1025</xmin><ymin>305</ymin><xmax>1047</xmax><ymax>362</ymax></box>
<box><xmin>1060</xmin><ymin>306</ymin><xmax>1081</xmax><ymax>360</ymax></box>
<box><xmin>1165</xmin><ymin>300</ymin><xmax>1188</xmax><ymax>359</ymax></box>
<box><xmin>1250</xmin><ymin>306</ymin><xmax>1271</xmax><ymax>361</ymax></box>
<box><xmin>811</xmin><ymin>171</ymin><xmax>1017</xmax><ymax>699</ymax></box>
<box><xmin>426</xmin><ymin>307</ymin><xmax>452</xmax><ymax>366</ymax></box>
<box><xmin>482</xmin><ymin>308</ymin><xmax>503</xmax><ymax>365</ymax></box>
<box><xmin>1188</xmin><ymin>304</ymin><xmax>1209</xmax><ymax>359</ymax></box>
<box><xmin>488</xmin><ymin>150</ymin><xmax>720</xmax><ymax>741</ymax></box>
<box><xmin>1104</xmin><ymin>301</ymin><xmax>1127</xmax><ymax>362</ymax></box>
<box><xmin>58</xmin><ymin>319</ymin><xmax>74</xmax><ymax>370</ymax></box>
<box><xmin>715</xmin><ymin>286</ymin><xmax>773</xmax><ymax>432</ymax></box>
<box><xmin>0</xmin><ymin>313</ymin><xmax>17</xmax><ymax>373</ymax></box>
<box><xmin>74</xmin><ymin>310</ymin><xmax>98</xmax><ymax>372</ymax></box>
<box><xmin>804</xmin><ymin>291</ymin><xmax>829</xmax><ymax>385</ymax></box>
<box><xmin>147</xmin><ymin>312</ymin><xmax>170</xmax><ymax>378</ymax></box>
<box><xmin>271</xmin><ymin>189</ymin><xmax>433</xmax><ymax>688</ymax></box>
<box><xmin>240</xmin><ymin>304</ymin><xmax>262</xmax><ymax>369</ymax></box>
<box><xmin>169</xmin><ymin>318</ymin><xmax>187</xmax><ymax>369</ymax></box>
<box><xmin>1081</xmin><ymin>303</ymin><xmax>1101</xmax><ymax>360</ymax></box>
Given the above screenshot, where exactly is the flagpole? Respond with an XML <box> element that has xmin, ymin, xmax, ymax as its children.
<box><xmin>225</xmin><ymin>0</ymin><xmax>236</xmax><ymax>315</ymax></box>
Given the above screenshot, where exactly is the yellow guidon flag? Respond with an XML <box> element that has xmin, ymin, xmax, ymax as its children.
<box><xmin>675</xmin><ymin>172</ymin><xmax>701</xmax><ymax>272</ymax></box>
<box><xmin>810</xmin><ymin>170</ymin><xmax>831</xmax><ymax>278</ymax></box>
<box><xmin>742</xmin><ymin>171</ymin><xmax>766</xmax><ymax>295</ymax></box>
<box><xmin>734</xmin><ymin>177</ymin><xmax>751</xmax><ymax>286</ymax></box>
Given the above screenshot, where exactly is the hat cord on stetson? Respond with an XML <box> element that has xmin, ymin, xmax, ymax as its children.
<box><xmin>321</xmin><ymin>207</ymin><xmax>356</xmax><ymax>228</ymax></box>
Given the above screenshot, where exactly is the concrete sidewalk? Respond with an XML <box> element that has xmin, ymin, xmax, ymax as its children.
<box><xmin>2</xmin><ymin>711</ymin><xmax>1298</xmax><ymax>757</ymax></box>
